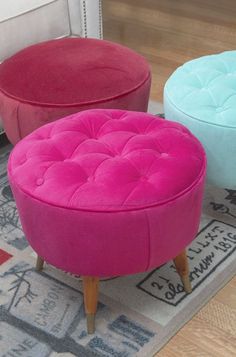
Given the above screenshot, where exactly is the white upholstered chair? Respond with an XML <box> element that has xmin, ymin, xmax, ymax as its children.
<box><xmin>0</xmin><ymin>0</ymin><xmax>103</xmax><ymax>134</ymax></box>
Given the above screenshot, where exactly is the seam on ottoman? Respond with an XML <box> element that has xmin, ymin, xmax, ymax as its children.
<box><xmin>144</xmin><ymin>210</ymin><xmax>151</xmax><ymax>271</ymax></box>
<box><xmin>165</xmin><ymin>92</ymin><xmax>236</xmax><ymax>129</ymax></box>
<box><xmin>8</xmin><ymin>160</ymin><xmax>206</xmax><ymax>213</ymax></box>
<box><xmin>16</xmin><ymin>102</ymin><xmax>22</xmax><ymax>140</ymax></box>
<box><xmin>0</xmin><ymin>73</ymin><xmax>151</xmax><ymax>108</ymax></box>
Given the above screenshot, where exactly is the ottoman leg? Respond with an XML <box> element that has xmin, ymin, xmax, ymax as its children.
<box><xmin>82</xmin><ymin>276</ymin><xmax>99</xmax><ymax>334</ymax></box>
<box><xmin>173</xmin><ymin>250</ymin><xmax>192</xmax><ymax>293</ymax></box>
<box><xmin>36</xmin><ymin>255</ymin><xmax>44</xmax><ymax>271</ymax></box>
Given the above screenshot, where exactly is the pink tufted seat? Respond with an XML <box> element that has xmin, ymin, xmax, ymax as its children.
<box><xmin>8</xmin><ymin>109</ymin><xmax>206</xmax><ymax>333</ymax></box>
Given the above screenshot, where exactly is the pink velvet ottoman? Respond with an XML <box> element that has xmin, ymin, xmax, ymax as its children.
<box><xmin>8</xmin><ymin>109</ymin><xmax>206</xmax><ymax>333</ymax></box>
<box><xmin>0</xmin><ymin>38</ymin><xmax>151</xmax><ymax>144</ymax></box>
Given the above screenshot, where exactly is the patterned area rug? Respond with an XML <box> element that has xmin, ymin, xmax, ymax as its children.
<box><xmin>0</xmin><ymin>143</ymin><xmax>236</xmax><ymax>357</ymax></box>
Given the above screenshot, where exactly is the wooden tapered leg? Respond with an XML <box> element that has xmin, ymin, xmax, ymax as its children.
<box><xmin>173</xmin><ymin>250</ymin><xmax>192</xmax><ymax>293</ymax></box>
<box><xmin>82</xmin><ymin>276</ymin><xmax>99</xmax><ymax>334</ymax></box>
<box><xmin>36</xmin><ymin>255</ymin><xmax>44</xmax><ymax>271</ymax></box>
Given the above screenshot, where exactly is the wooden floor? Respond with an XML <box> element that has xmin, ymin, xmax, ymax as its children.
<box><xmin>102</xmin><ymin>1</ymin><xmax>236</xmax><ymax>355</ymax></box>
<box><xmin>103</xmin><ymin>0</ymin><xmax>236</xmax><ymax>102</ymax></box>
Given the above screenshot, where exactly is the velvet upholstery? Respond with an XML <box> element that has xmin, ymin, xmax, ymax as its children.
<box><xmin>0</xmin><ymin>38</ymin><xmax>151</xmax><ymax>144</ymax></box>
<box><xmin>164</xmin><ymin>51</ymin><xmax>236</xmax><ymax>189</ymax></box>
<box><xmin>8</xmin><ymin>109</ymin><xmax>206</xmax><ymax>277</ymax></box>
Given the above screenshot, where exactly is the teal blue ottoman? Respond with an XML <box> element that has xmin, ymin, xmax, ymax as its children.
<box><xmin>164</xmin><ymin>51</ymin><xmax>236</xmax><ymax>189</ymax></box>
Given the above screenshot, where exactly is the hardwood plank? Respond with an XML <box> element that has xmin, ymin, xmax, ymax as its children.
<box><xmin>157</xmin><ymin>334</ymin><xmax>215</xmax><ymax>357</ymax></box>
<box><xmin>177</xmin><ymin>317</ymin><xmax>236</xmax><ymax>357</ymax></box>
<box><xmin>197</xmin><ymin>299</ymin><xmax>236</xmax><ymax>337</ymax></box>
<box><xmin>215</xmin><ymin>276</ymin><xmax>236</xmax><ymax>310</ymax></box>
<box><xmin>104</xmin><ymin>1</ymin><xmax>236</xmax><ymax>44</ymax></box>
<box><xmin>103</xmin><ymin>0</ymin><xmax>236</xmax><ymax>102</ymax></box>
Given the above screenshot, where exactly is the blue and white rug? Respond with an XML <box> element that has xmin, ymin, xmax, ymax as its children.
<box><xmin>0</xmin><ymin>134</ymin><xmax>236</xmax><ymax>356</ymax></box>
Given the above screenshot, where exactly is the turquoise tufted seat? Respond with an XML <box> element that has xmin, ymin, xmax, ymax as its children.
<box><xmin>164</xmin><ymin>51</ymin><xmax>236</xmax><ymax>188</ymax></box>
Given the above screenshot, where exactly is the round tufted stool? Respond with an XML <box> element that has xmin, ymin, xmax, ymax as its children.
<box><xmin>164</xmin><ymin>51</ymin><xmax>236</xmax><ymax>189</ymax></box>
<box><xmin>0</xmin><ymin>38</ymin><xmax>151</xmax><ymax>144</ymax></box>
<box><xmin>8</xmin><ymin>109</ymin><xmax>206</xmax><ymax>333</ymax></box>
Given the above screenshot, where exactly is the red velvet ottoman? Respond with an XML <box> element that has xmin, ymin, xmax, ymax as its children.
<box><xmin>8</xmin><ymin>109</ymin><xmax>206</xmax><ymax>333</ymax></box>
<box><xmin>0</xmin><ymin>38</ymin><xmax>151</xmax><ymax>144</ymax></box>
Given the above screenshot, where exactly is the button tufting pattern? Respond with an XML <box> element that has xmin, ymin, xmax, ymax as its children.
<box><xmin>8</xmin><ymin>109</ymin><xmax>206</xmax><ymax>212</ymax></box>
<box><xmin>164</xmin><ymin>51</ymin><xmax>236</xmax><ymax>128</ymax></box>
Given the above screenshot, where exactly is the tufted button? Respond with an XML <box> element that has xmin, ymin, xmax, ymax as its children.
<box><xmin>140</xmin><ymin>176</ymin><xmax>148</xmax><ymax>182</ymax></box>
<box><xmin>35</xmin><ymin>135</ymin><xmax>50</xmax><ymax>141</ymax></box>
<box><xmin>20</xmin><ymin>158</ymin><xmax>27</xmax><ymax>165</ymax></box>
<box><xmin>87</xmin><ymin>176</ymin><xmax>94</xmax><ymax>183</ymax></box>
<box><xmin>36</xmin><ymin>178</ymin><xmax>44</xmax><ymax>186</ymax></box>
<box><xmin>215</xmin><ymin>106</ymin><xmax>225</xmax><ymax>113</ymax></box>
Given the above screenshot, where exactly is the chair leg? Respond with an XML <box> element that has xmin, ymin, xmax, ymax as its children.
<box><xmin>82</xmin><ymin>276</ymin><xmax>99</xmax><ymax>334</ymax></box>
<box><xmin>173</xmin><ymin>249</ymin><xmax>192</xmax><ymax>293</ymax></box>
<box><xmin>36</xmin><ymin>255</ymin><xmax>44</xmax><ymax>271</ymax></box>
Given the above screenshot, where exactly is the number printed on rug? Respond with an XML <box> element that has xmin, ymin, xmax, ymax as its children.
<box><xmin>137</xmin><ymin>220</ymin><xmax>236</xmax><ymax>306</ymax></box>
